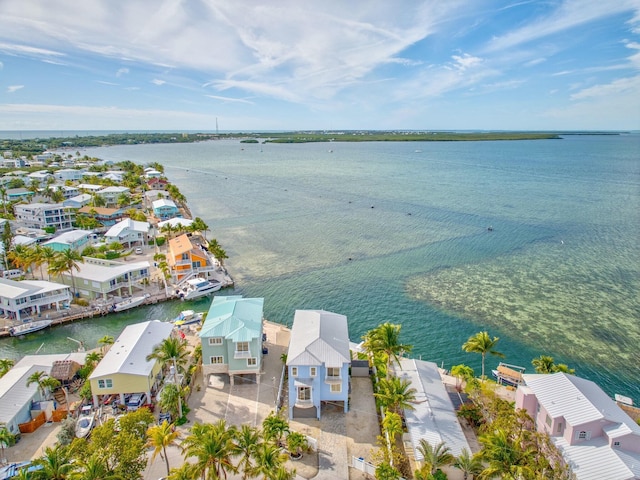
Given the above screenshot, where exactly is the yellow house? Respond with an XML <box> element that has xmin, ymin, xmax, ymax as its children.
<box><xmin>167</xmin><ymin>233</ymin><xmax>210</xmax><ymax>282</ymax></box>
<box><xmin>88</xmin><ymin>320</ymin><xmax>174</xmax><ymax>406</ymax></box>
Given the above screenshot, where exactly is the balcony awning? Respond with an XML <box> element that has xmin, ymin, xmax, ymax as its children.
<box><xmin>294</xmin><ymin>378</ymin><xmax>314</xmax><ymax>387</ymax></box>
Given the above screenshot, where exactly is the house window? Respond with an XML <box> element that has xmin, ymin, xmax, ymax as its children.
<box><xmin>613</xmin><ymin>441</ymin><xmax>620</xmax><ymax>447</ymax></box>
<box><xmin>545</xmin><ymin>414</ymin><xmax>552</xmax><ymax>427</ymax></box>
<box><xmin>208</xmin><ymin>337</ymin><xmax>223</xmax><ymax>346</ymax></box>
<box><xmin>330</xmin><ymin>384</ymin><xmax>342</xmax><ymax>393</ymax></box>
<box><xmin>297</xmin><ymin>387</ymin><xmax>311</xmax><ymax>402</ymax></box>
<box><xmin>327</xmin><ymin>367</ymin><xmax>340</xmax><ymax>378</ymax></box>
<box><xmin>557</xmin><ymin>422</ymin><xmax>563</xmax><ymax>434</ymax></box>
<box><xmin>310</xmin><ymin>367</ymin><xmax>317</xmax><ymax>377</ymax></box>
<box><xmin>210</xmin><ymin>356</ymin><xmax>224</xmax><ymax>364</ymax></box>
<box><xmin>234</xmin><ymin>342</ymin><xmax>250</xmax><ymax>358</ymax></box>
<box><xmin>181</xmin><ymin>253</ymin><xmax>189</xmax><ymax>260</ymax></box>
<box><xmin>97</xmin><ymin>379</ymin><xmax>113</xmax><ymax>389</ymax></box>
<box><xmin>247</xmin><ymin>358</ymin><xmax>257</xmax><ymax>367</ymax></box>
<box><xmin>577</xmin><ymin>431</ymin><xmax>590</xmax><ymax>440</ymax></box>
<box><xmin>291</xmin><ymin>367</ymin><xmax>298</xmax><ymax>377</ymax></box>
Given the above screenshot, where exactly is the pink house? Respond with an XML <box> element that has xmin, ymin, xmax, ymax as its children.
<box><xmin>516</xmin><ymin>373</ymin><xmax>640</xmax><ymax>480</ymax></box>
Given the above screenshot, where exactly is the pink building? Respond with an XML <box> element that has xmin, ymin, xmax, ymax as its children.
<box><xmin>516</xmin><ymin>373</ymin><xmax>640</xmax><ymax>480</ymax></box>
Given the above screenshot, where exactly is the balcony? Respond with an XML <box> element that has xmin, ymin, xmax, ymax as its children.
<box><xmin>234</xmin><ymin>350</ymin><xmax>252</xmax><ymax>359</ymax></box>
<box><xmin>325</xmin><ymin>375</ymin><xmax>342</xmax><ymax>384</ymax></box>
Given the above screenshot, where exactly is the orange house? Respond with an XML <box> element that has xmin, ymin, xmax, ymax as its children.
<box><xmin>167</xmin><ymin>234</ymin><xmax>209</xmax><ymax>282</ymax></box>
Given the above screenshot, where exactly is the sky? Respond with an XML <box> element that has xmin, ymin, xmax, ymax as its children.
<box><xmin>0</xmin><ymin>0</ymin><xmax>639</xmax><ymax>132</ymax></box>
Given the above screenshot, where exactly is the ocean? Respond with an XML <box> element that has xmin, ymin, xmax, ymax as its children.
<box><xmin>2</xmin><ymin>134</ymin><xmax>638</xmax><ymax>402</ymax></box>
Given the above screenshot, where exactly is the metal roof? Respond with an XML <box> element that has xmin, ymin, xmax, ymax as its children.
<box><xmin>0</xmin><ymin>278</ymin><xmax>69</xmax><ymax>299</ymax></box>
<box><xmin>398</xmin><ymin>358</ymin><xmax>471</xmax><ymax>459</ymax></box>
<box><xmin>89</xmin><ymin>320</ymin><xmax>174</xmax><ymax>379</ymax></box>
<box><xmin>286</xmin><ymin>310</ymin><xmax>350</xmax><ymax>368</ymax></box>
<box><xmin>200</xmin><ymin>296</ymin><xmax>263</xmax><ymax>342</ymax></box>
<box><xmin>105</xmin><ymin>218</ymin><xmax>150</xmax><ymax>238</ymax></box>
<box><xmin>71</xmin><ymin>259</ymin><xmax>150</xmax><ymax>282</ymax></box>
<box><xmin>555</xmin><ymin>436</ymin><xmax>640</xmax><ymax>480</ymax></box>
<box><xmin>0</xmin><ymin>365</ymin><xmax>47</xmax><ymax>424</ymax></box>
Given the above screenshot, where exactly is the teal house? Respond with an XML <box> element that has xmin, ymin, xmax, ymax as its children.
<box><xmin>199</xmin><ymin>296</ymin><xmax>264</xmax><ymax>386</ymax></box>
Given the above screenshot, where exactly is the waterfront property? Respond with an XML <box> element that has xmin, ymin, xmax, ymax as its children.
<box><xmin>0</xmin><ymin>278</ymin><xmax>71</xmax><ymax>322</ymax></box>
<box><xmin>77</xmin><ymin>206</ymin><xmax>124</xmax><ymax>227</ymax></box>
<box><xmin>14</xmin><ymin>203</ymin><xmax>75</xmax><ymax>232</ymax></box>
<box><xmin>516</xmin><ymin>373</ymin><xmax>640</xmax><ymax>480</ymax></box>
<box><xmin>286</xmin><ymin>309</ymin><xmax>350</xmax><ymax>420</ymax></box>
<box><xmin>167</xmin><ymin>233</ymin><xmax>214</xmax><ymax>282</ymax></box>
<box><xmin>397</xmin><ymin>358</ymin><xmax>472</xmax><ymax>478</ymax></box>
<box><xmin>42</xmin><ymin>229</ymin><xmax>91</xmax><ymax>252</ymax></box>
<box><xmin>63</xmin><ymin>193</ymin><xmax>92</xmax><ymax>209</ymax></box>
<box><xmin>152</xmin><ymin>198</ymin><xmax>179</xmax><ymax>220</ymax></box>
<box><xmin>54</xmin><ymin>257</ymin><xmax>150</xmax><ymax>300</ymax></box>
<box><xmin>96</xmin><ymin>186</ymin><xmax>130</xmax><ymax>207</ymax></box>
<box><xmin>199</xmin><ymin>295</ymin><xmax>264</xmax><ymax>386</ymax></box>
<box><xmin>5</xmin><ymin>188</ymin><xmax>33</xmax><ymax>202</ymax></box>
<box><xmin>104</xmin><ymin>218</ymin><xmax>150</xmax><ymax>248</ymax></box>
<box><xmin>88</xmin><ymin>320</ymin><xmax>174</xmax><ymax>406</ymax></box>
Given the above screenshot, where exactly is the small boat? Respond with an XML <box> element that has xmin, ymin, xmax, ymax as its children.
<box><xmin>75</xmin><ymin>405</ymin><xmax>95</xmax><ymax>438</ymax></box>
<box><xmin>9</xmin><ymin>319</ymin><xmax>53</xmax><ymax>337</ymax></box>
<box><xmin>176</xmin><ymin>278</ymin><xmax>222</xmax><ymax>301</ymax></box>
<box><xmin>111</xmin><ymin>293</ymin><xmax>150</xmax><ymax>312</ymax></box>
<box><xmin>173</xmin><ymin>310</ymin><xmax>204</xmax><ymax>326</ymax></box>
<box><xmin>492</xmin><ymin>362</ymin><xmax>526</xmax><ymax>387</ymax></box>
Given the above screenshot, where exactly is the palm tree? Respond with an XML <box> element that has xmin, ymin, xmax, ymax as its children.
<box><xmin>190</xmin><ymin>217</ymin><xmax>210</xmax><ymax>241</ymax></box>
<box><xmin>0</xmin><ymin>426</ymin><xmax>16</xmax><ymax>463</ymax></box>
<box><xmin>27</xmin><ymin>370</ymin><xmax>50</xmax><ymax>398</ymax></box>
<box><xmin>7</xmin><ymin>243</ymin><xmax>32</xmax><ymax>273</ymax></box>
<box><xmin>158</xmin><ymin>383</ymin><xmax>185</xmax><ymax>422</ymax></box>
<box><xmin>181</xmin><ymin>420</ymin><xmax>239</xmax><ymax>480</ymax></box>
<box><xmin>451</xmin><ymin>364</ymin><xmax>475</xmax><ymax>391</ymax></box>
<box><xmin>40</xmin><ymin>246</ymin><xmax>57</xmax><ymax>281</ymax></box>
<box><xmin>70</xmin><ymin>453</ymin><xmax>123</xmax><ymax>480</ymax></box>
<box><xmin>531</xmin><ymin>355</ymin><xmax>555</xmax><ymax>374</ymax></box>
<box><xmin>28</xmin><ymin>244</ymin><xmax>47</xmax><ymax>279</ymax></box>
<box><xmin>261</xmin><ymin>412</ymin><xmax>290</xmax><ymax>447</ymax></box>
<box><xmin>50</xmin><ymin>248</ymin><xmax>83</xmax><ymax>297</ymax></box>
<box><xmin>31</xmin><ymin>444</ymin><xmax>74</xmax><ymax>480</ymax></box>
<box><xmin>374</xmin><ymin>376</ymin><xmax>418</xmax><ymax>415</ymax></box>
<box><xmin>84</xmin><ymin>351</ymin><xmax>102</xmax><ymax>369</ymax></box>
<box><xmin>381</xmin><ymin>411</ymin><xmax>403</xmax><ymax>444</ymax></box>
<box><xmin>453</xmin><ymin>448</ymin><xmax>483</xmax><ymax>480</ymax></box>
<box><xmin>97</xmin><ymin>335</ymin><xmax>115</xmax><ymax>353</ymax></box>
<box><xmin>416</xmin><ymin>439</ymin><xmax>454</xmax><ymax>475</ymax></box>
<box><xmin>362</xmin><ymin>323</ymin><xmax>412</xmax><ymax>380</ymax></box>
<box><xmin>462</xmin><ymin>331</ymin><xmax>504</xmax><ymax>380</ymax></box>
<box><xmin>0</xmin><ymin>185</ymin><xmax>8</xmax><ymax>216</ymax></box>
<box><xmin>478</xmin><ymin>428</ymin><xmax>536</xmax><ymax>480</ymax></box>
<box><xmin>91</xmin><ymin>194</ymin><xmax>106</xmax><ymax>208</ymax></box>
<box><xmin>146</xmin><ymin>336</ymin><xmax>190</xmax><ymax>375</ymax></box>
<box><xmin>234</xmin><ymin>424</ymin><xmax>261</xmax><ymax>479</ymax></box>
<box><xmin>147</xmin><ymin>420</ymin><xmax>180</xmax><ymax>476</ymax></box>
<box><xmin>0</xmin><ymin>358</ymin><xmax>14</xmax><ymax>378</ymax></box>
<box><xmin>249</xmin><ymin>442</ymin><xmax>289</xmax><ymax>480</ymax></box>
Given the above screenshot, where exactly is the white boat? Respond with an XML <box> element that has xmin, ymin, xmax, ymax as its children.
<box><xmin>173</xmin><ymin>309</ymin><xmax>204</xmax><ymax>326</ymax></box>
<box><xmin>111</xmin><ymin>293</ymin><xmax>150</xmax><ymax>312</ymax></box>
<box><xmin>9</xmin><ymin>319</ymin><xmax>53</xmax><ymax>336</ymax></box>
<box><xmin>75</xmin><ymin>405</ymin><xmax>95</xmax><ymax>438</ymax></box>
<box><xmin>175</xmin><ymin>278</ymin><xmax>221</xmax><ymax>301</ymax></box>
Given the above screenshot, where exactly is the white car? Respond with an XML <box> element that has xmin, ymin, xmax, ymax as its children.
<box><xmin>135</xmin><ymin>247</ymin><xmax>143</xmax><ymax>254</ymax></box>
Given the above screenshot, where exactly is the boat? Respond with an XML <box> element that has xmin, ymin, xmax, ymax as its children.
<box><xmin>173</xmin><ymin>309</ymin><xmax>204</xmax><ymax>326</ymax></box>
<box><xmin>175</xmin><ymin>278</ymin><xmax>222</xmax><ymax>301</ymax></box>
<box><xmin>492</xmin><ymin>362</ymin><xmax>526</xmax><ymax>387</ymax></box>
<box><xmin>9</xmin><ymin>319</ymin><xmax>53</xmax><ymax>336</ymax></box>
<box><xmin>75</xmin><ymin>405</ymin><xmax>96</xmax><ymax>438</ymax></box>
<box><xmin>111</xmin><ymin>293</ymin><xmax>150</xmax><ymax>312</ymax></box>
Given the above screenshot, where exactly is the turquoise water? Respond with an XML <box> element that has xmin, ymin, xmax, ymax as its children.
<box><xmin>2</xmin><ymin>135</ymin><xmax>638</xmax><ymax>401</ymax></box>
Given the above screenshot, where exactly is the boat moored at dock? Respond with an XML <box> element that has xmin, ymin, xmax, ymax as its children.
<box><xmin>9</xmin><ymin>319</ymin><xmax>53</xmax><ymax>337</ymax></box>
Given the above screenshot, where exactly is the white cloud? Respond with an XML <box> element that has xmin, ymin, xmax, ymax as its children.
<box><xmin>570</xmin><ymin>76</ymin><xmax>640</xmax><ymax>100</ymax></box>
<box><xmin>524</xmin><ymin>57</ymin><xmax>546</xmax><ymax>67</ymax></box>
<box><xmin>451</xmin><ymin>53</ymin><xmax>483</xmax><ymax>71</ymax></box>
<box><xmin>205</xmin><ymin>95</ymin><xmax>254</xmax><ymax>105</ymax></box>
<box><xmin>116</xmin><ymin>67</ymin><xmax>129</xmax><ymax>77</ymax></box>
<box><xmin>0</xmin><ymin>42</ymin><xmax>64</xmax><ymax>57</ymax></box>
<box><xmin>151</xmin><ymin>79</ymin><xmax>165</xmax><ymax>86</ymax></box>
<box><xmin>7</xmin><ymin>85</ymin><xmax>24</xmax><ymax>93</ymax></box>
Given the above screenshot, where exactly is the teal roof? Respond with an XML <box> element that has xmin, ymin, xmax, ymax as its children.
<box><xmin>199</xmin><ymin>296</ymin><xmax>263</xmax><ymax>342</ymax></box>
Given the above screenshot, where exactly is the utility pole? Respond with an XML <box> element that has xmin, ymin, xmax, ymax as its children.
<box><xmin>172</xmin><ymin>358</ymin><xmax>182</xmax><ymax>421</ymax></box>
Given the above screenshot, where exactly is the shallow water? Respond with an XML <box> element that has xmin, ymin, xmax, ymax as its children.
<box><xmin>3</xmin><ymin>134</ymin><xmax>638</xmax><ymax>401</ymax></box>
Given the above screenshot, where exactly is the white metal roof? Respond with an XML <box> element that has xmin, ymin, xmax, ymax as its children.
<box><xmin>14</xmin><ymin>352</ymin><xmax>87</xmax><ymax>370</ymax></box>
<box><xmin>43</xmin><ymin>229</ymin><xmax>90</xmax><ymax>245</ymax></box>
<box><xmin>398</xmin><ymin>358</ymin><xmax>471</xmax><ymax>459</ymax></box>
<box><xmin>153</xmin><ymin>198</ymin><xmax>177</xmax><ymax>208</ymax></box>
<box><xmin>286</xmin><ymin>310</ymin><xmax>350</xmax><ymax>368</ymax></box>
<box><xmin>157</xmin><ymin>217</ymin><xmax>193</xmax><ymax>229</ymax></box>
<box><xmin>89</xmin><ymin>320</ymin><xmax>174</xmax><ymax>379</ymax></box>
<box><xmin>71</xmin><ymin>259</ymin><xmax>150</xmax><ymax>282</ymax></box>
<box><xmin>0</xmin><ymin>364</ymin><xmax>47</xmax><ymax>424</ymax></box>
<box><xmin>555</xmin><ymin>436</ymin><xmax>640</xmax><ymax>480</ymax></box>
<box><xmin>0</xmin><ymin>278</ymin><xmax>69</xmax><ymax>299</ymax></box>
<box><xmin>104</xmin><ymin>218</ymin><xmax>150</xmax><ymax>237</ymax></box>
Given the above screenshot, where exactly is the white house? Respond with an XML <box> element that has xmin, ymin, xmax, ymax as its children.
<box><xmin>63</xmin><ymin>193</ymin><xmax>93</xmax><ymax>209</ymax></box>
<box><xmin>14</xmin><ymin>203</ymin><xmax>75</xmax><ymax>232</ymax></box>
<box><xmin>104</xmin><ymin>218</ymin><xmax>150</xmax><ymax>247</ymax></box>
<box><xmin>48</xmin><ymin>184</ymin><xmax>80</xmax><ymax>199</ymax></box>
<box><xmin>516</xmin><ymin>373</ymin><xmax>640</xmax><ymax>480</ymax></box>
<box><xmin>77</xmin><ymin>183</ymin><xmax>102</xmax><ymax>193</ymax></box>
<box><xmin>96</xmin><ymin>186</ymin><xmax>130</xmax><ymax>207</ymax></box>
<box><xmin>0</xmin><ymin>278</ymin><xmax>72</xmax><ymax>322</ymax></box>
<box><xmin>54</xmin><ymin>168</ymin><xmax>85</xmax><ymax>182</ymax></box>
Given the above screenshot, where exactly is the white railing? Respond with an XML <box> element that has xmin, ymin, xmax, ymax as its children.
<box><xmin>234</xmin><ymin>350</ymin><xmax>252</xmax><ymax>359</ymax></box>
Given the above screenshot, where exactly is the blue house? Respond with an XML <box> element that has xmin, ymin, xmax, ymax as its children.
<box><xmin>199</xmin><ymin>296</ymin><xmax>264</xmax><ymax>386</ymax></box>
<box><xmin>152</xmin><ymin>198</ymin><xmax>179</xmax><ymax>220</ymax></box>
<box><xmin>286</xmin><ymin>310</ymin><xmax>350</xmax><ymax>420</ymax></box>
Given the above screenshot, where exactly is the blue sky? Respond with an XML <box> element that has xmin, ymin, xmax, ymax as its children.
<box><xmin>1</xmin><ymin>0</ymin><xmax>639</xmax><ymax>131</ymax></box>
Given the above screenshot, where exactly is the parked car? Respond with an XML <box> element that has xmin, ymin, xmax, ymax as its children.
<box><xmin>135</xmin><ymin>247</ymin><xmax>143</xmax><ymax>254</ymax></box>
<box><xmin>126</xmin><ymin>393</ymin><xmax>147</xmax><ymax>411</ymax></box>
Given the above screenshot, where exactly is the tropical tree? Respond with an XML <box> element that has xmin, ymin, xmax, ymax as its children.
<box><xmin>181</xmin><ymin>420</ymin><xmax>239</xmax><ymax>480</ymax></box>
<box><xmin>49</xmin><ymin>248</ymin><xmax>83</xmax><ymax>296</ymax></box>
<box><xmin>381</xmin><ymin>411</ymin><xmax>403</xmax><ymax>444</ymax></box>
<box><xmin>91</xmin><ymin>194</ymin><xmax>106</xmax><ymax>208</ymax></box>
<box><xmin>147</xmin><ymin>420</ymin><xmax>181</xmax><ymax>476</ymax></box>
<box><xmin>50</xmin><ymin>188</ymin><xmax>65</xmax><ymax>203</ymax></box>
<box><xmin>453</xmin><ymin>447</ymin><xmax>483</xmax><ymax>480</ymax></box>
<box><xmin>84</xmin><ymin>351</ymin><xmax>102</xmax><ymax>369</ymax></box>
<box><xmin>0</xmin><ymin>185</ymin><xmax>8</xmax><ymax>216</ymax></box>
<box><xmin>7</xmin><ymin>243</ymin><xmax>32</xmax><ymax>273</ymax></box>
<box><xmin>374</xmin><ymin>376</ymin><xmax>418</xmax><ymax>415</ymax></box>
<box><xmin>451</xmin><ymin>364</ymin><xmax>475</xmax><ymax>391</ymax></box>
<box><xmin>0</xmin><ymin>426</ymin><xmax>16</xmax><ymax>463</ymax></box>
<box><xmin>532</xmin><ymin>355</ymin><xmax>575</xmax><ymax>374</ymax></box>
<box><xmin>234</xmin><ymin>424</ymin><xmax>261</xmax><ymax>480</ymax></box>
<box><xmin>116</xmin><ymin>193</ymin><xmax>130</xmax><ymax>208</ymax></box>
<box><xmin>27</xmin><ymin>370</ymin><xmax>60</xmax><ymax>399</ymax></box>
<box><xmin>190</xmin><ymin>217</ymin><xmax>210</xmax><ymax>241</ymax></box>
<box><xmin>146</xmin><ymin>336</ymin><xmax>190</xmax><ymax>375</ymax></box>
<box><xmin>0</xmin><ymin>358</ymin><xmax>15</xmax><ymax>378</ymax></box>
<box><xmin>462</xmin><ymin>331</ymin><xmax>504</xmax><ymax>380</ymax></box>
<box><xmin>362</xmin><ymin>323</ymin><xmax>412</xmax><ymax>380</ymax></box>
<box><xmin>375</xmin><ymin>462</ymin><xmax>402</xmax><ymax>480</ymax></box>
<box><xmin>40</xmin><ymin>246</ymin><xmax>57</xmax><ymax>281</ymax></box>
<box><xmin>69</xmin><ymin>452</ymin><xmax>124</xmax><ymax>480</ymax></box>
<box><xmin>262</xmin><ymin>412</ymin><xmax>290</xmax><ymax>447</ymax></box>
<box><xmin>285</xmin><ymin>431</ymin><xmax>309</xmax><ymax>458</ymax></box>
<box><xmin>478</xmin><ymin>428</ymin><xmax>537</xmax><ymax>480</ymax></box>
<box><xmin>97</xmin><ymin>335</ymin><xmax>115</xmax><ymax>353</ymax></box>
<box><xmin>31</xmin><ymin>444</ymin><xmax>74</xmax><ymax>480</ymax></box>
<box><xmin>158</xmin><ymin>383</ymin><xmax>187</xmax><ymax>422</ymax></box>
<box><xmin>249</xmin><ymin>441</ymin><xmax>289</xmax><ymax>480</ymax></box>
<box><xmin>416</xmin><ymin>439</ymin><xmax>454</xmax><ymax>476</ymax></box>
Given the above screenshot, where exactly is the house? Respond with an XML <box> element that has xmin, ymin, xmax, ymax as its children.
<box><xmin>77</xmin><ymin>206</ymin><xmax>124</xmax><ymax>227</ymax></box>
<box><xmin>0</xmin><ymin>278</ymin><xmax>72</xmax><ymax>322</ymax></box>
<box><xmin>144</xmin><ymin>189</ymin><xmax>167</xmax><ymax>207</ymax></box>
<box><xmin>104</xmin><ymin>218</ymin><xmax>150</xmax><ymax>247</ymax></box>
<box><xmin>157</xmin><ymin>217</ymin><xmax>193</xmax><ymax>231</ymax></box>
<box><xmin>167</xmin><ymin>233</ymin><xmax>214</xmax><ymax>282</ymax></box>
<box><xmin>26</xmin><ymin>170</ymin><xmax>54</xmax><ymax>184</ymax></box>
<box><xmin>397</xmin><ymin>358</ymin><xmax>472</xmax><ymax>479</ymax></box>
<box><xmin>77</xmin><ymin>183</ymin><xmax>103</xmax><ymax>193</ymax></box>
<box><xmin>55</xmin><ymin>257</ymin><xmax>150</xmax><ymax>300</ymax></box>
<box><xmin>144</xmin><ymin>169</ymin><xmax>163</xmax><ymax>179</ymax></box>
<box><xmin>152</xmin><ymin>198</ymin><xmax>179</xmax><ymax>220</ymax></box>
<box><xmin>42</xmin><ymin>229</ymin><xmax>91</xmax><ymax>252</ymax></box>
<box><xmin>63</xmin><ymin>193</ymin><xmax>93</xmax><ymax>209</ymax></box>
<box><xmin>286</xmin><ymin>310</ymin><xmax>350</xmax><ymax>420</ymax></box>
<box><xmin>199</xmin><ymin>296</ymin><xmax>264</xmax><ymax>386</ymax></box>
<box><xmin>53</xmin><ymin>168</ymin><xmax>85</xmax><ymax>182</ymax></box>
<box><xmin>48</xmin><ymin>184</ymin><xmax>79</xmax><ymax>199</ymax></box>
<box><xmin>96</xmin><ymin>186</ymin><xmax>130</xmax><ymax>207</ymax></box>
<box><xmin>516</xmin><ymin>373</ymin><xmax>640</xmax><ymax>480</ymax></box>
<box><xmin>147</xmin><ymin>177</ymin><xmax>168</xmax><ymax>190</ymax></box>
<box><xmin>14</xmin><ymin>203</ymin><xmax>75</xmax><ymax>232</ymax></box>
<box><xmin>88</xmin><ymin>320</ymin><xmax>174</xmax><ymax>406</ymax></box>
<box><xmin>5</xmin><ymin>188</ymin><xmax>34</xmax><ymax>202</ymax></box>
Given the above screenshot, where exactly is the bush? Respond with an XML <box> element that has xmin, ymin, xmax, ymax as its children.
<box><xmin>155</xmin><ymin>237</ymin><xmax>166</xmax><ymax>246</ymax></box>
<box><xmin>457</xmin><ymin>403</ymin><xmax>483</xmax><ymax>428</ymax></box>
